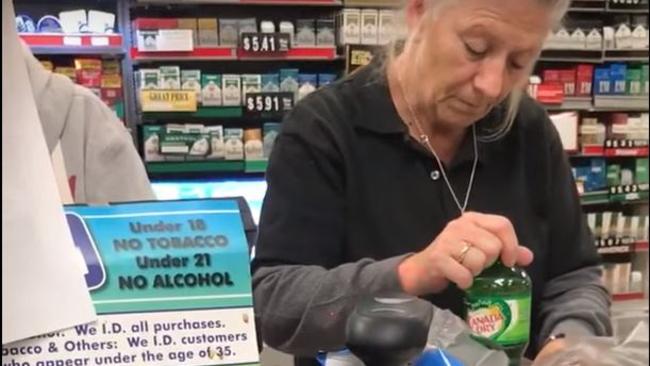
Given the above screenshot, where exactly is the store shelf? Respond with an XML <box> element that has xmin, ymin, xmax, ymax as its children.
<box><xmin>593</xmin><ymin>95</ymin><xmax>649</xmax><ymax>110</ymax></box>
<box><xmin>136</xmin><ymin>0</ymin><xmax>342</xmax><ymax>6</ymax></box>
<box><xmin>147</xmin><ymin>160</ymin><xmax>245</xmax><ymax>174</ymax></box>
<box><xmin>597</xmin><ymin>239</ymin><xmax>649</xmax><ymax>255</ymax></box>
<box><xmin>20</xmin><ymin>33</ymin><xmax>124</xmax><ymax>55</ymax></box>
<box><xmin>538</xmin><ymin>48</ymin><xmax>649</xmax><ymax>63</ymax></box>
<box><xmin>237</xmin><ymin>46</ymin><xmax>339</xmax><ymax>60</ymax></box>
<box><xmin>538</xmin><ymin>49</ymin><xmax>604</xmax><ymax>63</ymax></box>
<box><xmin>131</xmin><ymin>47</ymin><xmax>237</xmax><ymax>62</ymax></box>
<box><xmin>605</xmin><ymin>146</ymin><xmax>649</xmax><ymax>157</ymax></box>
<box><xmin>570</xmin><ymin>152</ymin><xmax>648</xmax><ymax>158</ymax></box>
<box><xmin>342</xmin><ymin>0</ymin><xmax>400</xmax><ymax>7</ymax></box>
<box><xmin>580</xmin><ymin>189</ymin><xmax>611</xmax><ymax>205</ymax></box>
<box><xmin>132</xmin><ymin>46</ymin><xmax>339</xmax><ymax>62</ymax></box>
<box><xmin>573</xmin><ymin>143</ymin><xmax>649</xmax><ymax>157</ymax></box>
<box><xmin>142</xmin><ymin>107</ymin><xmax>243</xmax><ymax>120</ymax></box>
<box><xmin>568</xmin><ymin>7</ymin><xmax>606</xmax><ymax>12</ymax></box>
<box><xmin>146</xmin><ymin>159</ymin><xmax>268</xmax><ymax>175</ymax></box>
<box><xmin>606</xmin><ymin>5</ymin><xmax>650</xmax><ymax>14</ymax></box>
<box><xmin>613</xmin><ymin>292</ymin><xmax>646</xmax><ymax>302</ymax></box>
<box><xmin>603</xmin><ymin>48</ymin><xmax>650</xmax><ymax>62</ymax></box>
<box><xmin>636</xmin><ymin>241</ymin><xmax>649</xmax><ymax>252</ymax></box>
<box><xmin>580</xmin><ymin>186</ymin><xmax>649</xmax><ymax>206</ymax></box>
<box><xmin>543</xmin><ymin>96</ymin><xmax>593</xmax><ymax>111</ymax></box>
<box><xmin>244</xmin><ymin>160</ymin><xmax>268</xmax><ymax>173</ymax></box>
<box><xmin>609</xmin><ymin>190</ymin><xmax>649</xmax><ymax>203</ymax></box>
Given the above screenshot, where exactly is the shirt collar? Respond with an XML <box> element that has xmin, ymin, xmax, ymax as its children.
<box><xmin>350</xmin><ymin>62</ymin><xmax>503</xmax><ymax>167</ymax></box>
<box><xmin>350</xmin><ymin>63</ymin><xmax>408</xmax><ymax>135</ymax></box>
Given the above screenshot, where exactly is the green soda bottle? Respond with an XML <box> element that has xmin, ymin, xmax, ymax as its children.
<box><xmin>464</xmin><ymin>261</ymin><xmax>532</xmax><ymax>366</ymax></box>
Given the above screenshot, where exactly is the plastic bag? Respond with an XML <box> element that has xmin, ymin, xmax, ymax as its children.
<box><xmin>423</xmin><ymin>308</ymin><xmax>510</xmax><ymax>366</ymax></box>
<box><xmin>533</xmin><ymin>321</ymin><xmax>649</xmax><ymax>366</ymax></box>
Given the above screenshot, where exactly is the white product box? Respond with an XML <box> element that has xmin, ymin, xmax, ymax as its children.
<box><xmin>241</xmin><ymin>74</ymin><xmax>262</xmax><ymax>102</ymax></box>
<box><xmin>615</xmin><ymin>24</ymin><xmax>633</xmax><ymax>49</ymax></box>
<box><xmin>201</xmin><ymin>74</ymin><xmax>222</xmax><ymax>107</ymax></box>
<box><xmin>361</xmin><ymin>9</ymin><xmax>378</xmax><ymax>45</ymax></box>
<box><xmin>378</xmin><ymin>10</ymin><xmax>395</xmax><ymax>45</ymax></box>
<box><xmin>339</xmin><ymin>9</ymin><xmax>361</xmax><ymax>45</ymax></box>
<box><xmin>586</xmin><ymin>28</ymin><xmax>603</xmax><ymax>50</ymax></box>
<box><xmin>224</xmin><ymin>128</ymin><xmax>244</xmax><ymax>160</ymax></box>
<box><xmin>159</xmin><ymin>66</ymin><xmax>181</xmax><ymax>90</ymax></box>
<box><xmin>244</xmin><ymin>129</ymin><xmax>264</xmax><ymax>161</ymax></box>
<box><xmin>615</xmin><ymin>213</ymin><xmax>627</xmax><ymax>238</ymax></box>
<box><xmin>181</xmin><ymin>69</ymin><xmax>202</xmax><ymax>102</ymax></box>
<box><xmin>87</xmin><ymin>10</ymin><xmax>115</xmax><ymax>34</ymax></box>
<box><xmin>222</xmin><ymin>74</ymin><xmax>242</xmax><ymax>106</ymax></box>
<box><xmin>549</xmin><ymin>112</ymin><xmax>578</xmax><ymax>151</ymax></box>
<box><xmin>206</xmin><ymin>126</ymin><xmax>225</xmax><ymax>160</ymax></box>
<box><xmin>570</xmin><ymin>28</ymin><xmax>587</xmax><ymax>49</ymax></box>
<box><xmin>632</xmin><ymin>25</ymin><xmax>648</xmax><ymax>50</ymax></box>
<box><xmin>630</xmin><ymin>216</ymin><xmax>640</xmax><ymax>239</ymax></box>
<box><xmin>140</xmin><ymin>69</ymin><xmax>161</xmax><ymax>90</ymax></box>
<box><xmin>603</xmin><ymin>27</ymin><xmax>616</xmax><ymax>49</ymax></box>
<box><xmin>602</xmin><ymin>211</ymin><xmax>613</xmax><ymax>238</ymax></box>
<box><xmin>136</xmin><ymin>29</ymin><xmax>194</xmax><ymax>52</ymax></box>
<box><xmin>59</xmin><ymin>10</ymin><xmax>87</xmax><ymax>33</ymax></box>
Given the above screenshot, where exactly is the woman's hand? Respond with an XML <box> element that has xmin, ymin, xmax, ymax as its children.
<box><xmin>398</xmin><ymin>212</ymin><xmax>534</xmax><ymax>295</ymax></box>
<box><xmin>532</xmin><ymin>338</ymin><xmax>568</xmax><ymax>365</ymax></box>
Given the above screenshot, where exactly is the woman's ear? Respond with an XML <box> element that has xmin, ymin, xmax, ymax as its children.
<box><xmin>405</xmin><ymin>0</ymin><xmax>427</xmax><ymax>43</ymax></box>
<box><xmin>406</xmin><ymin>0</ymin><xmax>426</xmax><ymax>29</ymax></box>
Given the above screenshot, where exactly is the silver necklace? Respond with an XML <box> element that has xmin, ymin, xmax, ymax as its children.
<box><xmin>395</xmin><ymin>71</ymin><xmax>479</xmax><ymax>214</ymax></box>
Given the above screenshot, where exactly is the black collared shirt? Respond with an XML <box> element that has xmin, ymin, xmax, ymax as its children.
<box><xmin>253</xmin><ymin>62</ymin><xmax>600</xmax><ymax>358</ymax></box>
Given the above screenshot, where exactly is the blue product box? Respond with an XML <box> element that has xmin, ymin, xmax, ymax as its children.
<box><xmin>610</xmin><ymin>63</ymin><xmax>627</xmax><ymax>95</ymax></box>
<box><xmin>261</xmin><ymin>74</ymin><xmax>280</xmax><ymax>92</ymax></box>
<box><xmin>318</xmin><ymin>73</ymin><xmax>337</xmax><ymax>87</ymax></box>
<box><xmin>280</xmin><ymin>68</ymin><xmax>300</xmax><ymax>100</ymax></box>
<box><xmin>594</xmin><ymin>67</ymin><xmax>611</xmax><ymax>95</ymax></box>
<box><xmin>588</xmin><ymin>158</ymin><xmax>607</xmax><ymax>191</ymax></box>
<box><xmin>298</xmin><ymin>73</ymin><xmax>318</xmax><ymax>85</ymax></box>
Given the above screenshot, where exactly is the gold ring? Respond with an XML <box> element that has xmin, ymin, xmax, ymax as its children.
<box><xmin>457</xmin><ymin>242</ymin><xmax>473</xmax><ymax>264</ymax></box>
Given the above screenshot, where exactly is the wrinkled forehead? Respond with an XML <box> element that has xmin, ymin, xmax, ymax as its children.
<box><xmin>432</xmin><ymin>0</ymin><xmax>556</xmax><ymax>48</ymax></box>
<box><xmin>433</xmin><ymin>0</ymin><xmax>559</xmax><ymax>29</ymax></box>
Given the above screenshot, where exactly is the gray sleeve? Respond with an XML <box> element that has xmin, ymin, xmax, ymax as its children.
<box><xmin>537</xmin><ymin>264</ymin><xmax>612</xmax><ymax>351</ymax></box>
<box><xmin>253</xmin><ymin>255</ymin><xmax>409</xmax><ymax>356</ymax></box>
<box><xmin>82</xmin><ymin>88</ymin><xmax>155</xmax><ymax>204</ymax></box>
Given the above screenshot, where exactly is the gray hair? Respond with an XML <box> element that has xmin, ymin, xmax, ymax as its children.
<box><xmin>384</xmin><ymin>0</ymin><xmax>571</xmax><ymax>142</ymax></box>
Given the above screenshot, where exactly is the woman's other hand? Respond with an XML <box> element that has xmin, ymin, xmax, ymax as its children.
<box><xmin>398</xmin><ymin>212</ymin><xmax>534</xmax><ymax>295</ymax></box>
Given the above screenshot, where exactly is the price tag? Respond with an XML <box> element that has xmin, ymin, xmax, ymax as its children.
<box><xmin>240</xmin><ymin>33</ymin><xmax>290</xmax><ymax>53</ymax></box>
<box><xmin>244</xmin><ymin>92</ymin><xmax>293</xmax><ymax>116</ymax></box>
<box><xmin>140</xmin><ymin>90</ymin><xmax>197</xmax><ymax>112</ymax></box>
<box><xmin>91</xmin><ymin>36</ymin><xmax>110</xmax><ymax>46</ymax></box>
<box><xmin>63</xmin><ymin>36</ymin><xmax>82</xmax><ymax>46</ymax></box>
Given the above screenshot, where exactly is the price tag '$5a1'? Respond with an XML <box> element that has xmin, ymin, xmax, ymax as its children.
<box><xmin>240</xmin><ymin>33</ymin><xmax>290</xmax><ymax>53</ymax></box>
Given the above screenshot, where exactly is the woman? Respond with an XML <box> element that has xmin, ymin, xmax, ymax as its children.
<box><xmin>253</xmin><ymin>0</ymin><xmax>612</xmax><ymax>364</ymax></box>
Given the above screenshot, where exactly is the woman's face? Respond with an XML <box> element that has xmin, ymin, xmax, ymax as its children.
<box><xmin>404</xmin><ymin>0</ymin><xmax>553</xmax><ymax>130</ymax></box>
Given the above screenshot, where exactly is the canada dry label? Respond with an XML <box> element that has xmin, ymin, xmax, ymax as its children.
<box><xmin>465</xmin><ymin>295</ymin><xmax>531</xmax><ymax>346</ymax></box>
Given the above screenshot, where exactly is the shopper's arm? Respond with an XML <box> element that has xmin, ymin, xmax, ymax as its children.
<box><xmin>82</xmin><ymin>88</ymin><xmax>155</xmax><ymax>203</ymax></box>
<box><xmin>252</xmin><ymin>101</ymin><xmax>411</xmax><ymax>356</ymax></box>
<box><xmin>535</xmin><ymin>117</ymin><xmax>612</xmax><ymax>352</ymax></box>
<box><xmin>538</xmin><ymin>265</ymin><xmax>610</xmax><ymax>343</ymax></box>
<box><xmin>253</xmin><ymin>257</ymin><xmax>408</xmax><ymax>356</ymax></box>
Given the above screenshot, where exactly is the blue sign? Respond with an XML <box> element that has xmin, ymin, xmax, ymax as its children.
<box><xmin>66</xmin><ymin>212</ymin><xmax>106</xmax><ymax>290</ymax></box>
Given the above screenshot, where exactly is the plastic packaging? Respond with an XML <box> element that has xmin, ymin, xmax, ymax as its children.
<box><xmin>533</xmin><ymin>321</ymin><xmax>649</xmax><ymax>366</ymax></box>
<box><xmin>425</xmin><ymin>308</ymin><xmax>510</xmax><ymax>366</ymax></box>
